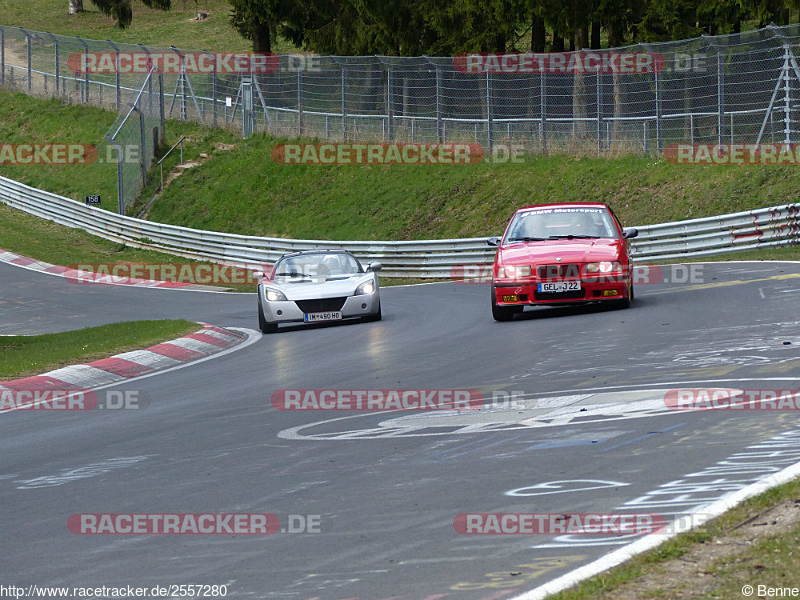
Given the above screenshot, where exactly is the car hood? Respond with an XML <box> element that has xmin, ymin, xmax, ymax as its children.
<box><xmin>263</xmin><ymin>273</ymin><xmax>374</xmax><ymax>300</ymax></box>
<box><xmin>498</xmin><ymin>239</ymin><xmax>623</xmax><ymax>265</ymax></box>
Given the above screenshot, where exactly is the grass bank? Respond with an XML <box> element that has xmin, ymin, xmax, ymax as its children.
<box><xmin>0</xmin><ymin>0</ymin><xmax>299</xmax><ymax>53</ymax></box>
<box><xmin>3</xmin><ymin>89</ymin><xmax>800</xmax><ymax>244</ymax></box>
<box><xmin>0</xmin><ymin>319</ymin><xmax>200</xmax><ymax>379</ymax></box>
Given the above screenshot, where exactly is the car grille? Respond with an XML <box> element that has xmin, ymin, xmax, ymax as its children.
<box><xmin>534</xmin><ymin>290</ymin><xmax>586</xmax><ymax>301</ymax></box>
<box><xmin>295</xmin><ymin>297</ymin><xmax>347</xmax><ymax>313</ymax></box>
<box><xmin>537</xmin><ymin>264</ymin><xmax>581</xmax><ymax>279</ymax></box>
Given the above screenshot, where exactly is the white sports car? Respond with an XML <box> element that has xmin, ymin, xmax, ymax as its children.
<box><xmin>256</xmin><ymin>250</ymin><xmax>382</xmax><ymax>334</ymax></box>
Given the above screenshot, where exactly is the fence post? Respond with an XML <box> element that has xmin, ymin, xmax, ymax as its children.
<box><xmin>19</xmin><ymin>28</ymin><xmax>31</xmax><ymax>92</ymax></box>
<box><xmin>783</xmin><ymin>45</ymin><xmax>792</xmax><ymax>143</ymax></box>
<box><xmin>47</xmin><ymin>33</ymin><xmax>60</xmax><ymax>95</ymax></box>
<box><xmin>158</xmin><ymin>70</ymin><xmax>165</xmax><ymax>144</ymax></box>
<box><xmin>105</xmin><ymin>135</ymin><xmax>125</xmax><ymax>215</ymax></box>
<box><xmin>486</xmin><ymin>70</ymin><xmax>493</xmax><ymax>155</ymax></box>
<box><xmin>702</xmin><ymin>35</ymin><xmax>725</xmax><ymax>146</ymax></box>
<box><xmin>75</xmin><ymin>35</ymin><xmax>89</xmax><ymax>101</ymax></box>
<box><xmin>342</xmin><ymin>63</ymin><xmax>348</xmax><ymax>141</ymax></box>
<box><xmin>642</xmin><ymin>44</ymin><xmax>663</xmax><ymax>156</ymax></box>
<box><xmin>331</xmin><ymin>57</ymin><xmax>348</xmax><ymax>140</ymax></box>
<box><xmin>297</xmin><ymin>70</ymin><xmax>303</xmax><ymax>136</ymax></box>
<box><xmin>656</xmin><ymin>67</ymin><xmax>663</xmax><ymax>154</ymax></box>
<box><xmin>169</xmin><ymin>46</ymin><xmax>187</xmax><ymax>121</ymax></box>
<box><xmin>377</xmin><ymin>57</ymin><xmax>394</xmax><ymax>141</ymax></box>
<box><xmin>241</xmin><ymin>75</ymin><xmax>254</xmax><ymax>138</ymax></box>
<box><xmin>106</xmin><ymin>40</ymin><xmax>121</xmax><ymax>109</ymax></box>
<box><xmin>137</xmin><ymin>44</ymin><xmax>153</xmax><ymax>114</ymax></box>
<box><xmin>436</xmin><ymin>66</ymin><xmax>443</xmax><ymax>143</ymax></box>
<box><xmin>596</xmin><ymin>70</ymin><xmax>602</xmax><ymax>156</ymax></box>
<box><xmin>1</xmin><ymin>26</ymin><xmax>4</xmax><ymax>86</ymax></box>
<box><xmin>540</xmin><ymin>71</ymin><xmax>547</xmax><ymax>152</ymax></box>
<box><xmin>718</xmin><ymin>53</ymin><xmax>725</xmax><ymax>146</ymax></box>
<box><xmin>133</xmin><ymin>105</ymin><xmax>148</xmax><ymax>184</ymax></box>
<box><xmin>771</xmin><ymin>26</ymin><xmax>800</xmax><ymax>144</ymax></box>
<box><xmin>202</xmin><ymin>49</ymin><xmax>217</xmax><ymax>127</ymax></box>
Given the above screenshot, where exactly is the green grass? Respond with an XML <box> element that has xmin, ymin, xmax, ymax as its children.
<box><xmin>0</xmin><ymin>200</ymin><xmax>202</xmax><ymax>266</ymax></box>
<box><xmin>0</xmin><ymin>92</ymin><xmax>119</xmax><ymax>212</ymax></box>
<box><xmin>0</xmin><ymin>319</ymin><xmax>200</xmax><ymax>379</ymax></box>
<box><xmin>546</xmin><ymin>477</ymin><xmax>800</xmax><ymax>600</ymax></box>
<box><xmin>0</xmin><ymin>90</ymin><xmax>242</xmax><ymax>214</ymax></box>
<box><xmin>0</xmin><ymin>0</ymin><xmax>300</xmax><ymax>54</ymax></box>
<box><xmin>0</xmin><ymin>202</ymin><xmax>267</xmax><ymax>291</ymax></box>
<box><xmin>4</xmin><ymin>89</ymin><xmax>800</xmax><ymax>245</ymax></box>
<box><xmin>150</xmin><ymin>145</ymin><xmax>800</xmax><ymax>241</ymax></box>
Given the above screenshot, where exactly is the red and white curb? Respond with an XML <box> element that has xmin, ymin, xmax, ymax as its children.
<box><xmin>0</xmin><ymin>248</ymin><xmax>226</xmax><ymax>292</ymax></box>
<box><xmin>0</xmin><ymin>323</ymin><xmax>254</xmax><ymax>402</ymax></box>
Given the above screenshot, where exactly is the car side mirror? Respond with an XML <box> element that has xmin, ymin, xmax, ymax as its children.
<box><xmin>623</xmin><ymin>228</ymin><xmax>638</xmax><ymax>239</ymax></box>
<box><xmin>251</xmin><ymin>270</ymin><xmax>264</xmax><ymax>279</ymax></box>
<box><xmin>487</xmin><ymin>236</ymin><xmax>501</xmax><ymax>247</ymax></box>
<box><xmin>367</xmin><ymin>262</ymin><xmax>383</xmax><ymax>272</ymax></box>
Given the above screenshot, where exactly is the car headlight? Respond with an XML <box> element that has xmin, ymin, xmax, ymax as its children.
<box><xmin>497</xmin><ymin>265</ymin><xmax>532</xmax><ymax>279</ymax></box>
<box><xmin>355</xmin><ymin>281</ymin><xmax>376</xmax><ymax>295</ymax></box>
<box><xmin>265</xmin><ymin>288</ymin><xmax>287</xmax><ymax>302</ymax></box>
<box><xmin>585</xmin><ymin>261</ymin><xmax>622</xmax><ymax>274</ymax></box>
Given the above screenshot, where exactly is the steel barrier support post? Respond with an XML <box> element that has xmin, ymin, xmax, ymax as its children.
<box><xmin>107</xmin><ymin>40</ymin><xmax>121</xmax><ymax>109</ymax></box>
<box><xmin>105</xmin><ymin>134</ymin><xmax>125</xmax><ymax>215</ymax></box>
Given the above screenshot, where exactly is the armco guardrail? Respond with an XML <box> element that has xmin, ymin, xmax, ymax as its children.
<box><xmin>1</xmin><ymin>175</ymin><xmax>798</xmax><ymax>278</ymax></box>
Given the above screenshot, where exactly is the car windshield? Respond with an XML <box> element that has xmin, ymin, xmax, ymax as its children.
<box><xmin>504</xmin><ymin>207</ymin><xmax>619</xmax><ymax>242</ymax></box>
<box><xmin>274</xmin><ymin>252</ymin><xmax>363</xmax><ymax>280</ymax></box>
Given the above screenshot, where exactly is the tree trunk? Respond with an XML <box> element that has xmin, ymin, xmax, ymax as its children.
<box><xmin>572</xmin><ymin>25</ymin><xmax>589</xmax><ymax>138</ymax></box>
<box><xmin>608</xmin><ymin>23</ymin><xmax>625</xmax><ymax>147</ymax></box>
<box><xmin>590</xmin><ymin>22</ymin><xmax>600</xmax><ymax>49</ymax></box>
<box><xmin>68</xmin><ymin>0</ymin><xmax>83</xmax><ymax>15</ymax></box>
<box><xmin>251</xmin><ymin>17</ymin><xmax>271</xmax><ymax>53</ymax></box>
<box><xmin>531</xmin><ymin>16</ymin><xmax>546</xmax><ymax>53</ymax></box>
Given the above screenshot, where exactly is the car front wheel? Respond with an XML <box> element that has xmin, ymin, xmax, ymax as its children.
<box><xmin>363</xmin><ymin>301</ymin><xmax>382</xmax><ymax>322</ymax></box>
<box><xmin>258</xmin><ymin>295</ymin><xmax>278</xmax><ymax>333</ymax></box>
<box><xmin>615</xmin><ymin>283</ymin><xmax>634</xmax><ymax>309</ymax></box>
<box><xmin>491</xmin><ymin>288</ymin><xmax>521</xmax><ymax>322</ymax></box>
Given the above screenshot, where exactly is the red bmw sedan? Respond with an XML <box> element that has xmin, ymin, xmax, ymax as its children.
<box><xmin>489</xmin><ymin>203</ymin><xmax>638</xmax><ymax>321</ymax></box>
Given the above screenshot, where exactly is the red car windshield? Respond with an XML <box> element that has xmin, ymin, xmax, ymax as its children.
<box><xmin>504</xmin><ymin>207</ymin><xmax>620</xmax><ymax>242</ymax></box>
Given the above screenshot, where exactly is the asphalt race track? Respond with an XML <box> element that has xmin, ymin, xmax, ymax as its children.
<box><xmin>2</xmin><ymin>259</ymin><xmax>800</xmax><ymax>599</ymax></box>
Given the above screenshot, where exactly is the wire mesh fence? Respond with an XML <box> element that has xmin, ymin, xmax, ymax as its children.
<box><xmin>3</xmin><ymin>22</ymin><xmax>800</xmax><ymax>209</ymax></box>
<box><xmin>104</xmin><ymin>67</ymin><xmax>165</xmax><ymax>213</ymax></box>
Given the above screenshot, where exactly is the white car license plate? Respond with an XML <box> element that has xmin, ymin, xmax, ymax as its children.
<box><xmin>538</xmin><ymin>281</ymin><xmax>581</xmax><ymax>293</ymax></box>
<box><xmin>304</xmin><ymin>311</ymin><xmax>342</xmax><ymax>322</ymax></box>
